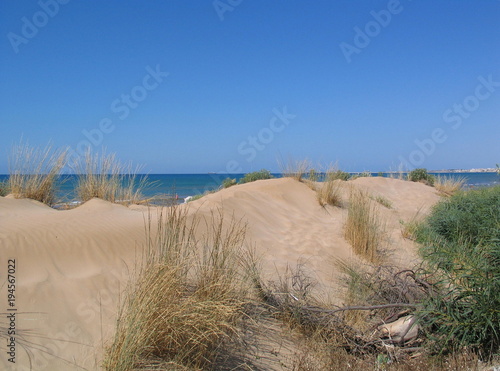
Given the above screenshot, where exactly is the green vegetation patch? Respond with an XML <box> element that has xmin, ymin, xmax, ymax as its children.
<box><xmin>0</xmin><ymin>180</ymin><xmax>9</xmax><ymax>197</ymax></box>
<box><xmin>408</xmin><ymin>168</ymin><xmax>435</xmax><ymax>186</ymax></box>
<box><xmin>222</xmin><ymin>177</ymin><xmax>237</xmax><ymax>188</ymax></box>
<box><xmin>238</xmin><ymin>169</ymin><xmax>273</xmax><ymax>184</ymax></box>
<box><xmin>415</xmin><ymin>186</ymin><xmax>500</xmax><ymax>357</ymax></box>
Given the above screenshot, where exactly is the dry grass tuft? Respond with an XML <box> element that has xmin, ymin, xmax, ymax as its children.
<box><xmin>389</xmin><ymin>163</ymin><xmax>408</xmax><ymax>180</ymax></box>
<box><xmin>291</xmin><ymin>345</ymin><xmax>483</xmax><ymax>371</ymax></box>
<box><xmin>8</xmin><ymin>141</ymin><xmax>68</xmax><ymax>205</ymax></box>
<box><xmin>103</xmin><ymin>207</ymin><xmax>249</xmax><ymax>370</ymax></box>
<box><xmin>336</xmin><ymin>261</ymin><xmax>374</xmax><ymax>330</ymax></box>
<box><xmin>400</xmin><ymin>220</ymin><xmax>420</xmax><ymax>241</ymax></box>
<box><xmin>373</xmin><ymin>195</ymin><xmax>393</xmax><ymax>209</ymax></box>
<box><xmin>312</xmin><ymin>165</ymin><xmax>350</xmax><ymax>207</ymax></box>
<box><xmin>73</xmin><ymin>149</ymin><xmax>149</xmax><ymax>205</ymax></box>
<box><xmin>316</xmin><ymin>178</ymin><xmax>343</xmax><ymax>207</ymax></box>
<box><xmin>400</xmin><ymin>210</ymin><xmax>424</xmax><ymax>240</ymax></box>
<box><xmin>279</xmin><ymin>157</ymin><xmax>311</xmax><ymax>182</ymax></box>
<box><xmin>434</xmin><ymin>175</ymin><xmax>466</xmax><ymax>196</ymax></box>
<box><xmin>344</xmin><ymin>187</ymin><xmax>385</xmax><ymax>263</ymax></box>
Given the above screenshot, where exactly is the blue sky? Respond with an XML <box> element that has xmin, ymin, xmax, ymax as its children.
<box><xmin>1</xmin><ymin>1</ymin><xmax>499</xmax><ymax>173</ymax></box>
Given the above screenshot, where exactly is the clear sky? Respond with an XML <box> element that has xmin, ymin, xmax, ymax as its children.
<box><xmin>1</xmin><ymin>1</ymin><xmax>499</xmax><ymax>173</ymax></box>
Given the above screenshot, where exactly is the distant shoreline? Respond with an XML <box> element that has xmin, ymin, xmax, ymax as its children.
<box><xmin>384</xmin><ymin>168</ymin><xmax>498</xmax><ymax>174</ymax></box>
<box><xmin>427</xmin><ymin>169</ymin><xmax>497</xmax><ymax>173</ymax></box>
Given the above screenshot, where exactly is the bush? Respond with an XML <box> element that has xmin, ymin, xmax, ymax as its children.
<box><xmin>408</xmin><ymin>168</ymin><xmax>435</xmax><ymax>186</ymax></box>
<box><xmin>327</xmin><ymin>170</ymin><xmax>351</xmax><ymax>181</ymax></box>
<box><xmin>426</xmin><ymin>186</ymin><xmax>500</xmax><ymax>246</ymax></box>
<box><xmin>0</xmin><ymin>181</ymin><xmax>9</xmax><ymax>196</ymax></box>
<box><xmin>238</xmin><ymin>169</ymin><xmax>273</xmax><ymax>184</ymax></box>
<box><xmin>415</xmin><ymin>186</ymin><xmax>500</xmax><ymax>357</ymax></box>
<box><xmin>308</xmin><ymin>169</ymin><xmax>319</xmax><ymax>182</ymax></box>
<box><xmin>222</xmin><ymin>177</ymin><xmax>237</xmax><ymax>188</ymax></box>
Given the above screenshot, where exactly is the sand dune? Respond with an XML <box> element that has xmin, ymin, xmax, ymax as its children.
<box><xmin>0</xmin><ymin>177</ymin><xmax>441</xmax><ymax>370</ymax></box>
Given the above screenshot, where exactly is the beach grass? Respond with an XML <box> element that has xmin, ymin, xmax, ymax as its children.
<box><xmin>344</xmin><ymin>187</ymin><xmax>385</xmax><ymax>263</ymax></box>
<box><xmin>327</xmin><ymin>169</ymin><xmax>351</xmax><ymax>181</ymax></box>
<box><xmin>434</xmin><ymin>175</ymin><xmax>466</xmax><ymax>196</ymax></box>
<box><xmin>308</xmin><ymin>165</ymin><xmax>350</xmax><ymax>207</ymax></box>
<box><xmin>8</xmin><ymin>141</ymin><xmax>67</xmax><ymax>206</ymax></box>
<box><xmin>373</xmin><ymin>195</ymin><xmax>393</xmax><ymax>209</ymax></box>
<box><xmin>316</xmin><ymin>177</ymin><xmax>343</xmax><ymax>207</ymax></box>
<box><xmin>73</xmin><ymin>149</ymin><xmax>149</xmax><ymax>205</ymax></box>
<box><xmin>389</xmin><ymin>163</ymin><xmax>408</xmax><ymax>180</ymax></box>
<box><xmin>103</xmin><ymin>207</ymin><xmax>249</xmax><ymax>370</ymax></box>
<box><xmin>279</xmin><ymin>157</ymin><xmax>311</xmax><ymax>182</ymax></box>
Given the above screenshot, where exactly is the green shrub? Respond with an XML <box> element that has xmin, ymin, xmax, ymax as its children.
<box><xmin>327</xmin><ymin>170</ymin><xmax>351</xmax><ymax>181</ymax></box>
<box><xmin>222</xmin><ymin>177</ymin><xmax>237</xmax><ymax>188</ymax></box>
<box><xmin>238</xmin><ymin>169</ymin><xmax>273</xmax><ymax>184</ymax></box>
<box><xmin>0</xmin><ymin>181</ymin><xmax>9</xmax><ymax>196</ymax></box>
<box><xmin>415</xmin><ymin>186</ymin><xmax>500</xmax><ymax>357</ymax></box>
<box><xmin>408</xmin><ymin>168</ymin><xmax>435</xmax><ymax>186</ymax></box>
<box><xmin>308</xmin><ymin>169</ymin><xmax>318</xmax><ymax>182</ymax></box>
<box><xmin>426</xmin><ymin>186</ymin><xmax>500</xmax><ymax>246</ymax></box>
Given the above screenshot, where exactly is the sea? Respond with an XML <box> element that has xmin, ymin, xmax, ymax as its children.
<box><xmin>1</xmin><ymin>172</ymin><xmax>499</xmax><ymax>205</ymax></box>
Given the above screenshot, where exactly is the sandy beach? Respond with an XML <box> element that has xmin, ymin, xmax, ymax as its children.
<box><xmin>0</xmin><ymin>176</ymin><xmax>442</xmax><ymax>370</ymax></box>
<box><xmin>2</xmin><ymin>1</ymin><xmax>498</xmax><ymax>368</ymax></box>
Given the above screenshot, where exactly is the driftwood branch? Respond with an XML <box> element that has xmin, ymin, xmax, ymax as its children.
<box><xmin>303</xmin><ymin>303</ymin><xmax>419</xmax><ymax>315</ymax></box>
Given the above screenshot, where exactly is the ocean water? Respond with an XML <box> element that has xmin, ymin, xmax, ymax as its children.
<box><xmin>1</xmin><ymin>172</ymin><xmax>499</xmax><ymax>204</ymax></box>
